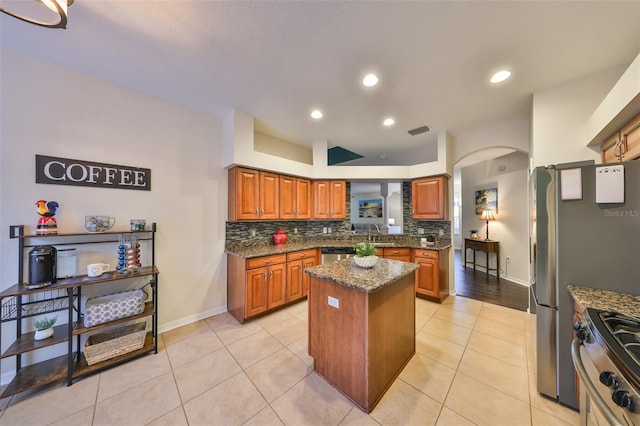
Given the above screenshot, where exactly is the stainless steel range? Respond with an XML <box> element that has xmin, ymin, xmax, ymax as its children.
<box><xmin>573</xmin><ymin>308</ymin><xmax>640</xmax><ymax>425</ymax></box>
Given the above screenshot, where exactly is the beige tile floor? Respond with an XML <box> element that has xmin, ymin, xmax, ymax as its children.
<box><xmin>0</xmin><ymin>296</ymin><xmax>580</xmax><ymax>425</ymax></box>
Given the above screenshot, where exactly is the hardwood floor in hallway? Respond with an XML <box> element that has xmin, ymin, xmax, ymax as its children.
<box><xmin>454</xmin><ymin>249</ymin><xmax>529</xmax><ymax>312</ymax></box>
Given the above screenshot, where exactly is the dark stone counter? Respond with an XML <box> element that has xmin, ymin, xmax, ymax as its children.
<box><xmin>568</xmin><ymin>284</ymin><xmax>640</xmax><ymax>318</ymax></box>
<box><xmin>304</xmin><ymin>258</ymin><xmax>419</xmax><ymax>294</ymax></box>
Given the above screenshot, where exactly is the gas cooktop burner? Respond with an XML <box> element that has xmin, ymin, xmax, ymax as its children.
<box><xmin>600</xmin><ymin>311</ymin><xmax>640</xmax><ymax>366</ymax></box>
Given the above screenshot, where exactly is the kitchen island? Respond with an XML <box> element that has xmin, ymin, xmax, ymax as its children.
<box><xmin>304</xmin><ymin>258</ymin><xmax>419</xmax><ymax>413</ymax></box>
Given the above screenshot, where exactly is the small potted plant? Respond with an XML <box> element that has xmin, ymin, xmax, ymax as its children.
<box><xmin>353</xmin><ymin>242</ymin><xmax>378</xmax><ymax>268</ymax></box>
<box><xmin>33</xmin><ymin>316</ymin><xmax>57</xmax><ymax>340</ymax></box>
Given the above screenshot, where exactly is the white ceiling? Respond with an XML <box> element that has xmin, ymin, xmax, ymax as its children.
<box><xmin>2</xmin><ymin>1</ymin><xmax>639</xmax><ymax>166</ymax></box>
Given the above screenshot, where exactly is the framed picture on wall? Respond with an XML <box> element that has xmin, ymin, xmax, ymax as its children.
<box><xmin>358</xmin><ymin>199</ymin><xmax>383</xmax><ymax>218</ymax></box>
<box><xmin>475</xmin><ymin>188</ymin><xmax>497</xmax><ymax>215</ymax></box>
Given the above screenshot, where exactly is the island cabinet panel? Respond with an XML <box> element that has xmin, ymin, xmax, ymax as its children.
<box><xmin>414</xmin><ymin>248</ymin><xmax>449</xmax><ymax>303</ymax></box>
<box><xmin>308</xmin><ymin>273</ymin><xmax>415</xmax><ymax>413</ymax></box>
<box><xmin>411</xmin><ymin>175</ymin><xmax>447</xmax><ymax>220</ymax></box>
<box><xmin>228</xmin><ymin>167</ymin><xmax>279</xmax><ymax>221</ymax></box>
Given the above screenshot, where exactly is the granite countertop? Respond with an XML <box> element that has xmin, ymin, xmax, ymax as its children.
<box><xmin>568</xmin><ymin>284</ymin><xmax>640</xmax><ymax>318</ymax></box>
<box><xmin>225</xmin><ymin>239</ymin><xmax>451</xmax><ymax>258</ymax></box>
<box><xmin>304</xmin><ymin>258</ymin><xmax>419</xmax><ymax>293</ymax></box>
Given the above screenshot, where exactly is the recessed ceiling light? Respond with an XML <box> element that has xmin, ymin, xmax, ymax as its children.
<box><xmin>383</xmin><ymin>118</ymin><xmax>395</xmax><ymax>126</ymax></box>
<box><xmin>490</xmin><ymin>70</ymin><xmax>511</xmax><ymax>84</ymax></box>
<box><xmin>310</xmin><ymin>110</ymin><xmax>323</xmax><ymax>119</ymax></box>
<box><xmin>362</xmin><ymin>73</ymin><xmax>379</xmax><ymax>87</ymax></box>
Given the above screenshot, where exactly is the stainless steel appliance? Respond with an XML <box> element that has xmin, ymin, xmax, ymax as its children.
<box><xmin>28</xmin><ymin>245</ymin><xmax>57</xmax><ymax>288</ymax></box>
<box><xmin>530</xmin><ymin>161</ymin><xmax>640</xmax><ymax>409</ymax></box>
<box><xmin>321</xmin><ymin>247</ymin><xmax>356</xmax><ymax>264</ymax></box>
<box><xmin>573</xmin><ymin>308</ymin><xmax>640</xmax><ymax>425</ymax></box>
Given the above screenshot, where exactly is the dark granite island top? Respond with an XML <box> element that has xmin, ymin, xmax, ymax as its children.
<box><xmin>304</xmin><ymin>258</ymin><xmax>420</xmax><ymax>293</ymax></box>
<box><xmin>305</xmin><ymin>257</ymin><xmax>418</xmax><ymax>413</ymax></box>
<box><xmin>568</xmin><ymin>285</ymin><xmax>640</xmax><ymax>318</ymax></box>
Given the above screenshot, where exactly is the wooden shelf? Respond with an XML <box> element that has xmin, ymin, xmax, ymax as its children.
<box><xmin>0</xmin><ymin>266</ymin><xmax>159</xmax><ymax>298</ymax></box>
<box><xmin>0</xmin><ymin>354</ymin><xmax>70</xmax><ymax>399</ymax></box>
<box><xmin>72</xmin><ymin>333</ymin><xmax>156</xmax><ymax>378</ymax></box>
<box><xmin>1</xmin><ymin>224</ymin><xmax>158</xmax><ymax>400</ymax></box>
<box><xmin>1</xmin><ymin>323</ymin><xmax>72</xmax><ymax>358</ymax></box>
<box><xmin>73</xmin><ymin>303</ymin><xmax>154</xmax><ymax>335</ymax></box>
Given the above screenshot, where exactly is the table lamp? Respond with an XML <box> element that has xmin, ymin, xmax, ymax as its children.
<box><xmin>480</xmin><ymin>209</ymin><xmax>496</xmax><ymax>240</ymax></box>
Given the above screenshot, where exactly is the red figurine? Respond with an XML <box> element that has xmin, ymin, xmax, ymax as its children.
<box><xmin>35</xmin><ymin>200</ymin><xmax>59</xmax><ymax>235</ymax></box>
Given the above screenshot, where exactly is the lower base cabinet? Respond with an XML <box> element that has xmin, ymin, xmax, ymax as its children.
<box><xmin>228</xmin><ymin>249</ymin><xmax>318</xmax><ymax>323</ymax></box>
<box><xmin>414</xmin><ymin>248</ymin><xmax>449</xmax><ymax>302</ymax></box>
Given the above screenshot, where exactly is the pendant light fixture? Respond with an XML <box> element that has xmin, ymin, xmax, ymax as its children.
<box><xmin>1</xmin><ymin>0</ymin><xmax>73</xmax><ymax>29</ymax></box>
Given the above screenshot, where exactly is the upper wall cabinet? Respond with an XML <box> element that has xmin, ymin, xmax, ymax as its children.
<box><xmin>601</xmin><ymin>113</ymin><xmax>640</xmax><ymax>163</ymax></box>
<box><xmin>313</xmin><ymin>180</ymin><xmax>346</xmax><ymax>219</ymax></box>
<box><xmin>228</xmin><ymin>167</ymin><xmax>279</xmax><ymax>221</ymax></box>
<box><xmin>280</xmin><ymin>176</ymin><xmax>312</xmax><ymax>220</ymax></box>
<box><xmin>411</xmin><ymin>175</ymin><xmax>447</xmax><ymax>220</ymax></box>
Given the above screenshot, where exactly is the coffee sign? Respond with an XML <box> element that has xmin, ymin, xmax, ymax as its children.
<box><xmin>35</xmin><ymin>155</ymin><xmax>151</xmax><ymax>191</ymax></box>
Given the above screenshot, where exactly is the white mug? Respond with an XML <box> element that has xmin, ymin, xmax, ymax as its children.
<box><xmin>87</xmin><ymin>263</ymin><xmax>110</xmax><ymax>277</ymax></box>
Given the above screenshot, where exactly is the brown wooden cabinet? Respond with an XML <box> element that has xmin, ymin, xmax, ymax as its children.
<box><xmin>313</xmin><ymin>180</ymin><xmax>346</xmax><ymax>219</ymax></box>
<box><xmin>279</xmin><ymin>175</ymin><xmax>312</xmax><ymax>220</ymax></box>
<box><xmin>622</xmin><ymin>113</ymin><xmax>640</xmax><ymax>161</ymax></box>
<box><xmin>382</xmin><ymin>247</ymin><xmax>411</xmax><ymax>262</ymax></box>
<box><xmin>286</xmin><ymin>249</ymin><xmax>318</xmax><ymax>301</ymax></box>
<box><xmin>413</xmin><ymin>248</ymin><xmax>449</xmax><ymax>302</ymax></box>
<box><xmin>601</xmin><ymin>113</ymin><xmax>640</xmax><ymax>163</ymax></box>
<box><xmin>228</xmin><ymin>249</ymin><xmax>316</xmax><ymax>323</ymax></box>
<box><xmin>228</xmin><ymin>167</ymin><xmax>279</xmax><ymax>220</ymax></box>
<box><xmin>601</xmin><ymin>132</ymin><xmax>623</xmax><ymax>163</ymax></box>
<box><xmin>411</xmin><ymin>175</ymin><xmax>447</xmax><ymax>220</ymax></box>
<box><xmin>228</xmin><ymin>253</ymin><xmax>287</xmax><ymax>322</ymax></box>
<box><xmin>245</xmin><ymin>259</ymin><xmax>287</xmax><ymax>317</ymax></box>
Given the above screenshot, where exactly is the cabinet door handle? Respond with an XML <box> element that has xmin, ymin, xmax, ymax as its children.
<box><xmin>255</xmin><ymin>208</ymin><xmax>259</xmax><ymax>215</ymax></box>
<box><xmin>263</xmin><ymin>272</ymin><xmax>267</xmax><ymax>280</ymax></box>
<box><xmin>263</xmin><ymin>259</ymin><xmax>272</xmax><ymax>264</ymax></box>
<box><xmin>269</xmin><ymin>271</ymin><xmax>273</xmax><ymax>279</ymax></box>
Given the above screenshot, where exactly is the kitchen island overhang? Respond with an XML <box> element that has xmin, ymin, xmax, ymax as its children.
<box><xmin>305</xmin><ymin>258</ymin><xmax>419</xmax><ymax>413</ymax></box>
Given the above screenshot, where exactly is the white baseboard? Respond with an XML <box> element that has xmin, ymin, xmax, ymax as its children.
<box><xmin>158</xmin><ymin>304</ymin><xmax>228</xmax><ymax>334</ymax></box>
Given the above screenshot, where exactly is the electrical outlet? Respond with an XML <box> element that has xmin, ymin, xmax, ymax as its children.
<box><xmin>328</xmin><ymin>296</ymin><xmax>339</xmax><ymax>309</ymax></box>
<box><xmin>439</xmin><ymin>229</ymin><xmax>444</xmax><ymax>236</ymax></box>
<box><xmin>322</xmin><ymin>227</ymin><xmax>327</xmax><ymax>234</ymax></box>
<box><xmin>294</xmin><ymin>228</ymin><xmax>298</xmax><ymax>234</ymax></box>
<box><xmin>418</xmin><ymin>228</ymin><xmax>424</xmax><ymax>235</ymax></box>
<box><xmin>328</xmin><ymin>227</ymin><xmax>332</xmax><ymax>233</ymax></box>
<box><xmin>250</xmin><ymin>229</ymin><xmax>256</xmax><ymax>237</ymax></box>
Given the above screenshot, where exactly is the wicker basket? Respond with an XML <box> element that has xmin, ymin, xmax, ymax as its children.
<box><xmin>84</xmin><ymin>322</ymin><xmax>147</xmax><ymax>365</ymax></box>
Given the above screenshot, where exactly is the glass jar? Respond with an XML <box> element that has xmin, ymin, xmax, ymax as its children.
<box><xmin>130</xmin><ymin>219</ymin><xmax>146</xmax><ymax>231</ymax></box>
<box><xmin>57</xmin><ymin>248</ymin><xmax>77</xmax><ymax>278</ymax></box>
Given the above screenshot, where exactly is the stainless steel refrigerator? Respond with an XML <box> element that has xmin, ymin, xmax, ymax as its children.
<box><xmin>530</xmin><ymin>160</ymin><xmax>640</xmax><ymax>409</ymax></box>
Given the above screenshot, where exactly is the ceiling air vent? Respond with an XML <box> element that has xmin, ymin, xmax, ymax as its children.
<box><xmin>407</xmin><ymin>125</ymin><xmax>431</xmax><ymax>136</ymax></box>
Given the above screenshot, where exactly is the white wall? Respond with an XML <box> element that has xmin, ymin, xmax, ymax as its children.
<box><xmin>0</xmin><ymin>49</ymin><xmax>228</xmax><ymax>381</ymax></box>
<box><xmin>531</xmin><ymin>66</ymin><xmax>625</xmax><ymax>167</ymax></box>
<box><xmin>461</xmin><ymin>152</ymin><xmax>530</xmax><ymax>285</ymax></box>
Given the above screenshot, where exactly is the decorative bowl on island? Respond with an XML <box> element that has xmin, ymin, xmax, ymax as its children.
<box><xmin>353</xmin><ymin>255</ymin><xmax>378</xmax><ymax>268</ymax></box>
<box><xmin>353</xmin><ymin>242</ymin><xmax>378</xmax><ymax>268</ymax></box>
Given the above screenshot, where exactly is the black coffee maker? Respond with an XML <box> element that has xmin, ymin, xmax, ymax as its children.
<box><xmin>28</xmin><ymin>245</ymin><xmax>57</xmax><ymax>288</ymax></box>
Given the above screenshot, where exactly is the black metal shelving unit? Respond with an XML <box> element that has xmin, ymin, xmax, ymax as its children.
<box><xmin>0</xmin><ymin>223</ymin><xmax>159</xmax><ymax>399</ymax></box>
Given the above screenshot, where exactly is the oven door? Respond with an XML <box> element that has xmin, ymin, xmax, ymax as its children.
<box><xmin>571</xmin><ymin>339</ymin><xmax>626</xmax><ymax>426</ymax></box>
